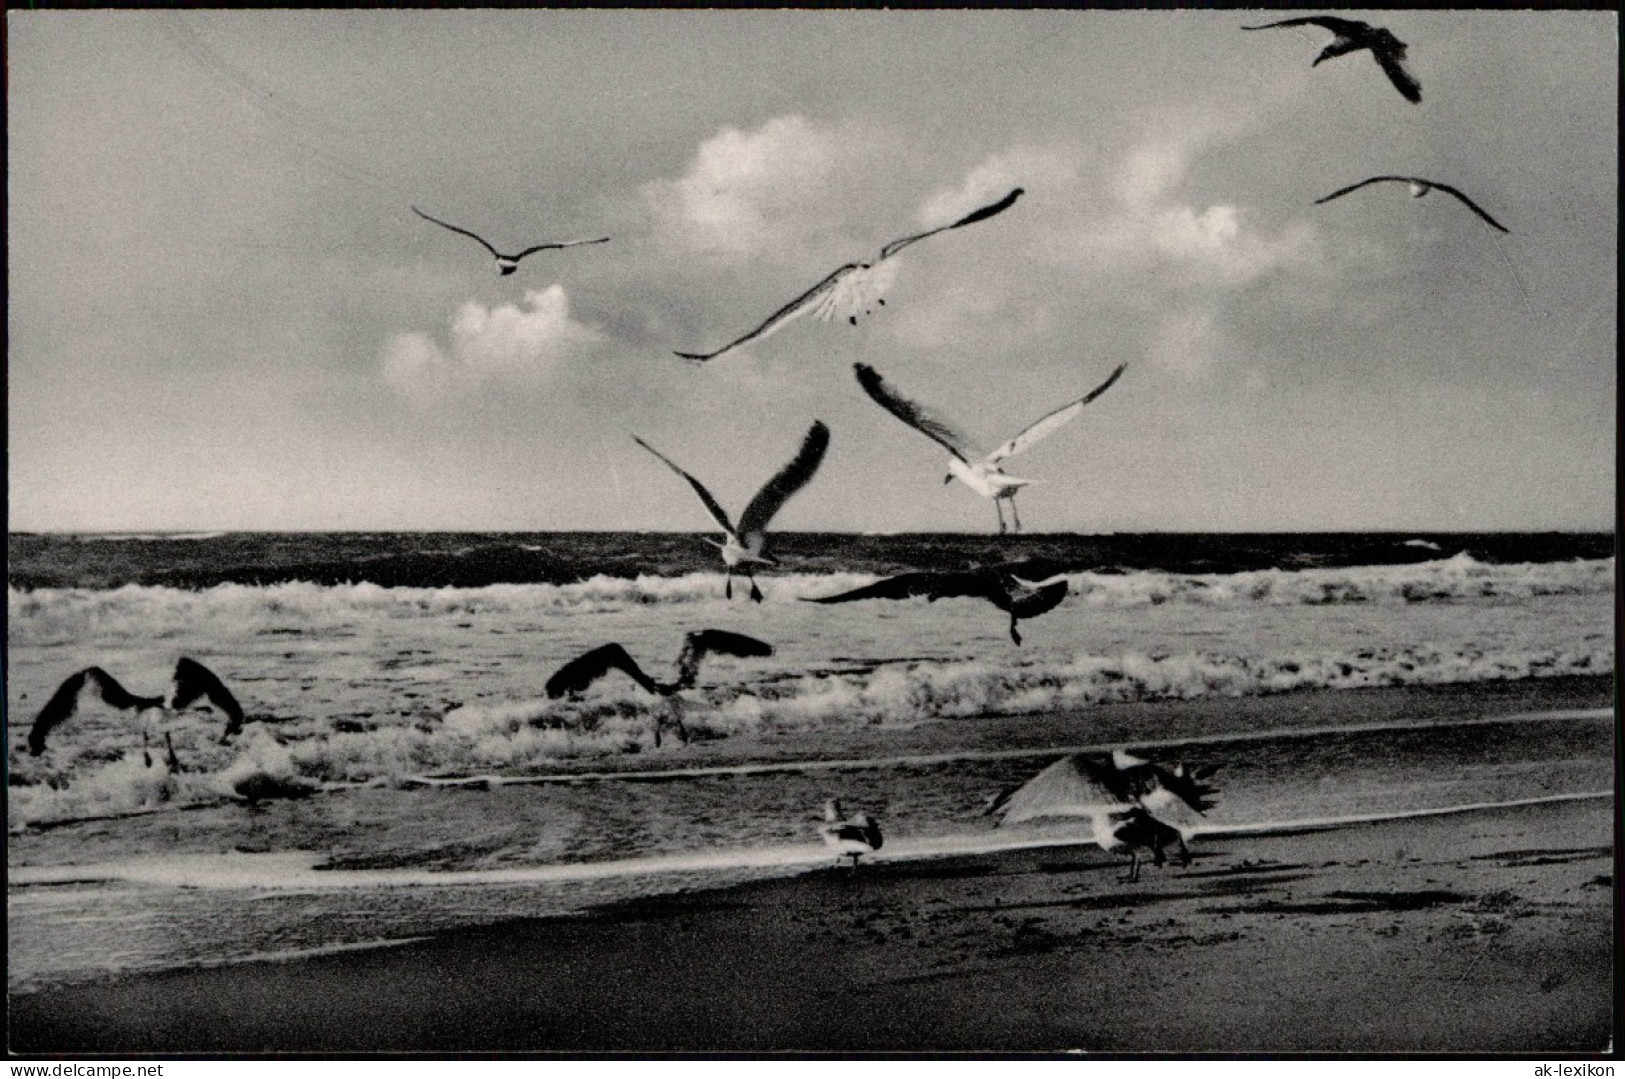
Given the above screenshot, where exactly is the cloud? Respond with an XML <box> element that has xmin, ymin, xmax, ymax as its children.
<box><xmin>381</xmin><ymin>286</ymin><xmax>605</xmax><ymax>406</ymax></box>
<box><xmin>892</xmin><ymin>128</ymin><xmax>1325</xmax><ymax>374</ymax></box>
<box><xmin>644</xmin><ymin>114</ymin><xmax>882</xmax><ymax>259</ymax></box>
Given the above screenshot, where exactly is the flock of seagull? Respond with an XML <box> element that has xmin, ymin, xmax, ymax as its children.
<box><xmin>19</xmin><ymin>16</ymin><xmax>1512</xmax><ymax>880</ymax></box>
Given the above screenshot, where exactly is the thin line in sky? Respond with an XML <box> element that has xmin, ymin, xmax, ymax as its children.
<box><xmin>157</xmin><ymin>14</ymin><xmax>411</xmax><ymax>202</ymax></box>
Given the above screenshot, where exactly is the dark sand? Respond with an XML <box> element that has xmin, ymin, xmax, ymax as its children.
<box><xmin>10</xmin><ymin>795</ymin><xmax>1613</xmax><ymax>1053</ymax></box>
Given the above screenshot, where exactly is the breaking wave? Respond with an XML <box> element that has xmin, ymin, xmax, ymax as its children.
<box><xmin>7</xmin><ymin>554</ymin><xmax>1612</xmax><ymax>641</ymax></box>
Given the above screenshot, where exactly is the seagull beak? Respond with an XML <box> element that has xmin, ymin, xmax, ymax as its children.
<box><xmin>943</xmin><ymin>474</ymin><xmax>955</xmax><ymax>485</ymax></box>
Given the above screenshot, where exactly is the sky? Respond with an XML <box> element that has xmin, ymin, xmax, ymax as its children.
<box><xmin>6</xmin><ymin>9</ymin><xmax>1617</xmax><ymax>533</ymax></box>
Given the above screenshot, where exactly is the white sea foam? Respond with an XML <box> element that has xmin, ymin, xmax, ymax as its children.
<box><xmin>8</xmin><ymin>555</ymin><xmax>1613</xmax><ymax>641</ymax></box>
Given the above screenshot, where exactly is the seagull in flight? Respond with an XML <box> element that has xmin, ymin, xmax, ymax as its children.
<box><xmin>820</xmin><ymin>798</ymin><xmax>884</xmax><ymax>869</ymax></box>
<box><xmin>1242</xmin><ymin>16</ymin><xmax>1421</xmax><ymax>103</ymax></box>
<box><xmin>412</xmin><ymin>206</ymin><xmax>609</xmax><ymax>275</ymax></box>
<box><xmin>26</xmin><ymin>658</ymin><xmax>247</xmax><ymax>756</ymax></box>
<box><xmin>545</xmin><ymin>629</ymin><xmax>774</xmax><ymax>747</ymax></box>
<box><xmin>634</xmin><ymin>421</ymin><xmax>829</xmax><ymax>601</ymax></box>
<box><xmin>1314</xmin><ymin>176</ymin><xmax>1510</xmax><ymax>233</ymax></box>
<box><xmin>674</xmin><ymin>187</ymin><xmax>1024</xmax><ymax>363</ymax></box>
<box><xmin>802</xmin><ymin>562</ymin><xmax>1071</xmax><ymax>645</ymax></box>
<box><xmin>854</xmin><ymin>361</ymin><xmax>1126</xmax><ymax>534</ymax></box>
<box><xmin>985</xmin><ymin>750</ymin><xmax>1220</xmax><ymax>882</ymax></box>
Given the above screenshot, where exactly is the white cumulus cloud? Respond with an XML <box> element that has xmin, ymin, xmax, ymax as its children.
<box><xmin>644</xmin><ymin>114</ymin><xmax>883</xmax><ymax>259</ymax></box>
<box><xmin>381</xmin><ymin>286</ymin><xmax>605</xmax><ymax>406</ymax></box>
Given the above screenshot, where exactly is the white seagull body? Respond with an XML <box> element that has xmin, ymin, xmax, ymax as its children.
<box><xmin>413</xmin><ymin>206</ymin><xmax>609</xmax><ymax>274</ymax></box>
<box><xmin>853</xmin><ymin>361</ymin><xmax>1126</xmax><ymax>534</ymax></box>
<box><xmin>675</xmin><ymin>187</ymin><xmax>1024</xmax><ymax>363</ymax></box>
<box><xmin>986</xmin><ymin>751</ymin><xmax>1219</xmax><ymax>883</ymax></box>
<box><xmin>1314</xmin><ymin>176</ymin><xmax>1509</xmax><ymax>233</ymax></box>
<box><xmin>820</xmin><ymin>798</ymin><xmax>884</xmax><ymax>868</ymax></box>
<box><xmin>633</xmin><ymin>421</ymin><xmax>830</xmax><ymax>601</ymax></box>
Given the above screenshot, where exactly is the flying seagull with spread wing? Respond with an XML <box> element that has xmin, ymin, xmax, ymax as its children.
<box><xmin>802</xmin><ymin>562</ymin><xmax>1070</xmax><ymax>645</ymax></box>
<box><xmin>26</xmin><ymin>658</ymin><xmax>247</xmax><ymax>755</ymax></box>
<box><xmin>1242</xmin><ymin>16</ymin><xmax>1421</xmax><ymax>103</ymax></box>
<box><xmin>545</xmin><ymin>629</ymin><xmax>774</xmax><ymax>747</ymax></box>
<box><xmin>674</xmin><ymin>187</ymin><xmax>1023</xmax><ymax>363</ymax></box>
<box><xmin>819</xmin><ymin>798</ymin><xmax>884</xmax><ymax>869</ymax></box>
<box><xmin>985</xmin><ymin>750</ymin><xmax>1220</xmax><ymax>883</ymax></box>
<box><xmin>854</xmin><ymin>361</ymin><xmax>1125</xmax><ymax>534</ymax></box>
<box><xmin>1314</xmin><ymin>176</ymin><xmax>1509</xmax><ymax>233</ymax></box>
<box><xmin>634</xmin><ymin>421</ymin><xmax>829</xmax><ymax>601</ymax></box>
<box><xmin>413</xmin><ymin>206</ymin><xmax>609</xmax><ymax>274</ymax></box>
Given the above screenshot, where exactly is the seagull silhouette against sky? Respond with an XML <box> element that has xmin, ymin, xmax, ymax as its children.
<box><xmin>674</xmin><ymin>187</ymin><xmax>1023</xmax><ymax>363</ymax></box>
<box><xmin>545</xmin><ymin>629</ymin><xmax>774</xmax><ymax>747</ymax></box>
<box><xmin>1242</xmin><ymin>16</ymin><xmax>1421</xmax><ymax>103</ymax></box>
<box><xmin>26</xmin><ymin>658</ymin><xmax>246</xmax><ymax>756</ymax></box>
<box><xmin>412</xmin><ymin>206</ymin><xmax>609</xmax><ymax>274</ymax></box>
<box><xmin>854</xmin><ymin>361</ymin><xmax>1126</xmax><ymax>534</ymax></box>
<box><xmin>985</xmin><ymin>750</ymin><xmax>1220</xmax><ymax>883</ymax></box>
<box><xmin>1314</xmin><ymin>176</ymin><xmax>1510</xmax><ymax>233</ymax></box>
<box><xmin>801</xmin><ymin>561</ymin><xmax>1071</xmax><ymax>645</ymax></box>
<box><xmin>634</xmin><ymin>421</ymin><xmax>829</xmax><ymax>601</ymax></box>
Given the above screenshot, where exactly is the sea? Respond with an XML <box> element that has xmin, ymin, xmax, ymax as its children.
<box><xmin>5</xmin><ymin>531</ymin><xmax>1615</xmax><ymax>994</ymax></box>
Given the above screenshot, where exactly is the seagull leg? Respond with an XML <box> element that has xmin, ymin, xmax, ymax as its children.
<box><xmin>1009</xmin><ymin>615</ymin><xmax>1023</xmax><ymax>646</ymax></box>
<box><xmin>725</xmin><ymin>568</ymin><xmax>734</xmax><ymax>601</ymax></box>
<box><xmin>1120</xmin><ymin>851</ymin><xmax>1140</xmax><ymax>884</ymax></box>
<box><xmin>1009</xmin><ymin>496</ymin><xmax>1023</xmax><ymax>534</ymax></box>
<box><xmin>1175</xmin><ymin>836</ymin><xmax>1191</xmax><ymax>868</ymax></box>
<box><xmin>747</xmin><ymin>569</ymin><xmax>764</xmax><ymax>604</ymax></box>
<box><xmin>995</xmin><ymin>501</ymin><xmax>1008</xmax><ymax>535</ymax></box>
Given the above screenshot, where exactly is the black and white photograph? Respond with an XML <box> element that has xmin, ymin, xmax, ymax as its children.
<box><xmin>5</xmin><ymin>7</ymin><xmax>1616</xmax><ymax>1056</ymax></box>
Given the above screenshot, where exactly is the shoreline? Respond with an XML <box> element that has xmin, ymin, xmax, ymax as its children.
<box><xmin>10</xmin><ymin>794</ymin><xmax>1613</xmax><ymax>1054</ymax></box>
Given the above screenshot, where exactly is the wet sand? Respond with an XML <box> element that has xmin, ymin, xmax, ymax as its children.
<box><xmin>9</xmin><ymin>794</ymin><xmax>1613</xmax><ymax>1053</ymax></box>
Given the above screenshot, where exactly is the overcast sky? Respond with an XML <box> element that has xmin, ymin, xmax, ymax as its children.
<box><xmin>7</xmin><ymin>10</ymin><xmax>1616</xmax><ymax>533</ymax></box>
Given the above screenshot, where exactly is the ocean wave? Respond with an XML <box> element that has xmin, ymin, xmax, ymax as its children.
<box><xmin>10</xmin><ymin>640</ymin><xmax>1609</xmax><ymax>829</ymax></box>
<box><xmin>7</xmin><ymin>555</ymin><xmax>1613</xmax><ymax>638</ymax></box>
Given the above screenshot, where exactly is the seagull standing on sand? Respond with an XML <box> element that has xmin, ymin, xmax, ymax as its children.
<box><xmin>1314</xmin><ymin>176</ymin><xmax>1510</xmax><ymax>233</ymax></box>
<box><xmin>1242</xmin><ymin>16</ymin><xmax>1422</xmax><ymax>103</ymax></box>
<box><xmin>801</xmin><ymin>562</ymin><xmax>1071</xmax><ymax>645</ymax></box>
<box><xmin>985</xmin><ymin>750</ymin><xmax>1220</xmax><ymax>883</ymax></box>
<box><xmin>545</xmin><ymin>629</ymin><xmax>774</xmax><ymax>747</ymax></box>
<box><xmin>820</xmin><ymin>799</ymin><xmax>884</xmax><ymax>869</ymax></box>
<box><xmin>674</xmin><ymin>187</ymin><xmax>1023</xmax><ymax>363</ymax></box>
<box><xmin>26</xmin><ymin>658</ymin><xmax>246</xmax><ymax>756</ymax></box>
<box><xmin>854</xmin><ymin>362</ymin><xmax>1126</xmax><ymax>534</ymax></box>
<box><xmin>634</xmin><ymin>421</ymin><xmax>829</xmax><ymax>602</ymax></box>
<box><xmin>413</xmin><ymin>207</ymin><xmax>609</xmax><ymax>275</ymax></box>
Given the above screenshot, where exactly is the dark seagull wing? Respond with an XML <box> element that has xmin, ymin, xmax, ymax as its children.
<box><xmin>1372</xmin><ymin>46</ymin><xmax>1422</xmax><ymax>103</ymax></box>
<box><xmin>512</xmin><ymin>236</ymin><xmax>611</xmax><ymax>260</ymax></box>
<box><xmin>413</xmin><ymin>207</ymin><xmax>502</xmax><ymax>258</ymax></box>
<box><xmin>28</xmin><ymin>667</ymin><xmax>164</xmax><ymax>755</ymax></box>
<box><xmin>799</xmin><ymin>571</ymin><xmax>947</xmax><ymax>604</ymax></box>
<box><xmin>632</xmin><ymin>436</ymin><xmax>736</xmax><ymax>536</ymax></box>
<box><xmin>673</xmin><ymin>629</ymin><xmax>775</xmax><ymax>689</ymax></box>
<box><xmin>879</xmin><ymin>187</ymin><xmax>1024</xmax><ymax>261</ymax></box>
<box><xmin>170</xmin><ymin>657</ymin><xmax>247</xmax><ymax>739</ymax></box>
<box><xmin>546</xmin><ymin>643</ymin><xmax>660</xmax><ymax>698</ymax></box>
<box><xmin>674</xmin><ymin>264</ymin><xmax>858</xmax><ymax>363</ymax></box>
<box><xmin>737</xmin><ymin>421</ymin><xmax>831</xmax><ymax>541</ymax></box>
<box><xmin>853</xmin><ymin>363</ymin><xmax>982</xmax><ymax>463</ymax></box>
<box><xmin>1426</xmin><ymin>182</ymin><xmax>1510</xmax><ymax>233</ymax></box>
<box><xmin>1313</xmin><ymin>176</ymin><xmax>1412</xmax><ymax>205</ymax></box>
<box><xmin>1241</xmin><ymin>15</ymin><xmax>1370</xmax><ymax>34</ymax></box>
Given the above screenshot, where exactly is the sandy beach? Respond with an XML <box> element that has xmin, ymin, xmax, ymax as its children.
<box><xmin>10</xmin><ymin>790</ymin><xmax>1612</xmax><ymax>1054</ymax></box>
